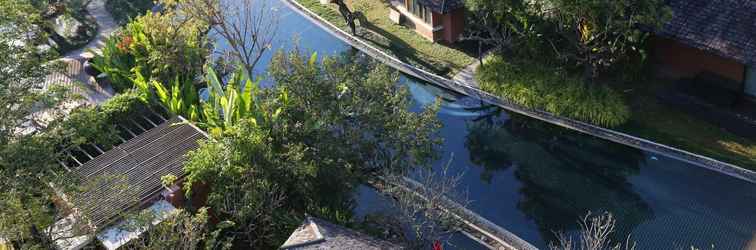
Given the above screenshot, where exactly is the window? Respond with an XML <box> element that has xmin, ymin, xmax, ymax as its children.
<box><xmin>423</xmin><ymin>7</ymin><xmax>431</xmax><ymax>23</ymax></box>
<box><xmin>406</xmin><ymin>0</ymin><xmax>431</xmax><ymax>24</ymax></box>
<box><xmin>746</xmin><ymin>66</ymin><xmax>756</xmax><ymax>97</ymax></box>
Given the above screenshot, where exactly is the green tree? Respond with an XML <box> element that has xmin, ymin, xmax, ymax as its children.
<box><xmin>463</xmin><ymin>0</ymin><xmax>541</xmax><ymax>55</ymax></box>
<box><xmin>126</xmin><ymin>208</ymin><xmax>232</xmax><ymax>250</ymax></box>
<box><xmin>182</xmin><ymin>50</ymin><xmax>442</xmax><ymax>248</ymax></box>
<box><xmin>542</xmin><ymin>0</ymin><xmax>670</xmax><ymax>81</ymax></box>
<box><xmin>0</xmin><ymin>2</ymin><xmax>75</xmax><ymax>246</ymax></box>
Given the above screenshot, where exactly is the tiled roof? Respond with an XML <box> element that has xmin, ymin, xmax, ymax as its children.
<box><xmin>69</xmin><ymin>117</ymin><xmax>206</xmax><ymax>229</ymax></box>
<box><xmin>416</xmin><ymin>0</ymin><xmax>465</xmax><ymax>13</ymax></box>
<box><xmin>658</xmin><ymin>0</ymin><xmax>756</xmax><ymax>65</ymax></box>
<box><xmin>281</xmin><ymin>217</ymin><xmax>403</xmax><ymax>249</ymax></box>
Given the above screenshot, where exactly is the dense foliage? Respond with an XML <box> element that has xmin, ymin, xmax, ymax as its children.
<box><xmin>465</xmin><ymin>0</ymin><xmax>670</xmax><ymax>80</ymax></box>
<box><xmin>0</xmin><ymin>2</ymin><xmax>83</xmax><ymax>247</ymax></box>
<box><xmin>91</xmin><ymin>8</ymin><xmax>209</xmax><ymax>92</ymax></box>
<box><xmin>465</xmin><ymin>0</ymin><xmax>669</xmax><ymax>127</ymax></box>
<box><xmin>477</xmin><ymin>55</ymin><xmax>630</xmax><ymax>127</ymax></box>
<box><xmin>180</xmin><ymin>50</ymin><xmax>442</xmax><ymax>248</ymax></box>
<box><xmin>543</xmin><ymin>0</ymin><xmax>671</xmax><ymax>80</ymax></box>
<box><xmin>0</xmin><ymin>91</ymin><xmax>155</xmax><ymax>248</ymax></box>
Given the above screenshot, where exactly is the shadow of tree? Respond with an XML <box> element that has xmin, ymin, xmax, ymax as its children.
<box><xmin>352</xmin><ymin>10</ymin><xmax>452</xmax><ymax>75</ymax></box>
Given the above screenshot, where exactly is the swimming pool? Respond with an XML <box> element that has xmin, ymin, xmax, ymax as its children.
<box><xmin>217</xmin><ymin>1</ymin><xmax>756</xmax><ymax>248</ymax></box>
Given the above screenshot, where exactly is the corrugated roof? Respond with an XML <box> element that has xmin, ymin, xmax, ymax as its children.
<box><xmin>658</xmin><ymin>0</ymin><xmax>756</xmax><ymax>65</ymax></box>
<box><xmin>68</xmin><ymin>117</ymin><xmax>206</xmax><ymax>229</ymax></box>
<box><xmin>416</xmin><ymin>0</ymin><xmax>465</xmax><ymax>13</ymax></box>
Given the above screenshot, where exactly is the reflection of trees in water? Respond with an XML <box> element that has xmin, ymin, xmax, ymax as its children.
<box><xmin>465</xmin><ymin>110</ymin><xmax>653</xmax><ymax>242</ymax></box>
<box><xmin>464</xmin><ymin>104</ymin><xmax>513</xmax><ymax>183</ymax></box>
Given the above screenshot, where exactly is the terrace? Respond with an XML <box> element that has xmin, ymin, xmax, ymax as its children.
<box><xmin>50</xmin><ymin>111</ymin><xmax>208</xmax><ymax>249</ymax></box>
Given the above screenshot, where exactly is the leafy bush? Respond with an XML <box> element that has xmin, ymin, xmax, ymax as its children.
<box><xmin>477</xmin><ymin>55</ymin><xmax>630</xmax><ymax>127</ymax></box>
<box><xmin>90</xmin><ymin>34</ymin><xmax>135</xmax><ymax>92</ymax></box>
<box><xmin>48</xmin><ymin>91</ymin><xmax>152</xmax><ymax>149</ymax></box>
<box><xmin>91</xmin><ymin>10</ymin><xmax>208</xmax><ymax>93</ymax></box>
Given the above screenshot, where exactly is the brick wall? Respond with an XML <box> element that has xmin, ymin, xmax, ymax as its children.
<box><xmin>394</xmin><ymin>1</ymin><xmax>464</xmax><ymax>43</ymax></box>
<box><xmin>652</xmin><ymin>36</ymin><xmax>745</xmax><ymax>83</ymax></box>
<box><xmin>442</xmin><ymin>8</ymin><xmax>464</xmax><ymax>42</ymax></box>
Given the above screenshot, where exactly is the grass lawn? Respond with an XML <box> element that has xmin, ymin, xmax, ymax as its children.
<box><xmin>477</xmin><ymin>55</ymin><xmax>630</xmax><ymax>128</ymax></box>
<box><xmin>615</xmin><ymin>80</ymin><xmax>756</xmax><ymax>170</ymax></box>
<box><xmin>295</xmin><ymin>0</ymin><xmax>476</xmax><ymax>77</ymax></box>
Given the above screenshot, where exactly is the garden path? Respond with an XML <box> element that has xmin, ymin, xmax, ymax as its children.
<box><xmin>452</xmin><ymin>59</ymin><xmax>480</xmax><ymax>87</ymax></box>
<box><xmin>18</xmin><ymin>0</ymin><xmax>120</xmax><ymax>135</ymax></box>
<box><xmin>42</xmin><ymin>0</ymin><xmax>118</xmax><ymax>105</ymax></box>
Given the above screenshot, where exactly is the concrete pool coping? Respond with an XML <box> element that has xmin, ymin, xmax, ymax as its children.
<box><xmin>282</xmin><ymin>0</ymin><xmax>756</xmax><ymax>186</ymax></box>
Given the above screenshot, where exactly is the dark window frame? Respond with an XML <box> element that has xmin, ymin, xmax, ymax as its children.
<box><xmin>406</xmin><ymin>0</ymin><xmax>431</xmax><ymax>24</ymax></box>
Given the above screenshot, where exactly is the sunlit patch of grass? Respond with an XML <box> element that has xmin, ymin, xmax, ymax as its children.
<box><xmin>477</xmin><ymin>55</ymin><xmax>630</xmax><ymax>128</ymax></box>
<box><xmin>296</xmin><ymin>0</ymin><xmax>476</xmax><ymax>77</ymax></box>
<box><xmin>617</xmin><ymin>79</ymin><xmax>756</xmax><ymax>170</ymax></box>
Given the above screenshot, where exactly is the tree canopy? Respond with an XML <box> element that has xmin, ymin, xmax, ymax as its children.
<box><xmin>181</xmin><ymin>50</ymin><xmax>442</xmax><ymax>248</ymax></box>
<box><xmin>465</xmin><ymin>0</ymin><xmax>671</xmax><ymax>80</ymax></box>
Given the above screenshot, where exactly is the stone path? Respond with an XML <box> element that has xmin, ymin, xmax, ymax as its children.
<box><xmin>41</xmin><ymin>0</ymin><xmax>118</xmax><ymax>105</ymax></box>
<box><xmin>19</xmin><ymin>0</ymin><xmax>119</xmax><ymax>135</ymax></box>
<box><xmin>452</xmin><ymin>58</ymin><xmax>481</xmax><ymax>88</ymax></box>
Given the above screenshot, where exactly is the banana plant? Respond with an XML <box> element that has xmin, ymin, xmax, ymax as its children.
<box><xmin>152</xmin><ymin>75</ymin><xmax>200</xmax><ymax>122</ymax></box>
<box><xmin>201</xmin><ymin>65</ymin><xmax>288</xmax><ymax>136</ymax></box>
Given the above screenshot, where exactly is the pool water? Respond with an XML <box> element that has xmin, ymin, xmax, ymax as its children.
<box><xmin>217</xmin><ymin>1</ymin><xmax>756</xmax><ymax>249</ymax></box>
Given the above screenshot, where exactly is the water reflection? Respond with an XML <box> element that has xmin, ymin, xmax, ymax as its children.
<box><xmin>465</xmin><ymin>110</ymin><xmax>653</xmax><ymax>242</ymax></box>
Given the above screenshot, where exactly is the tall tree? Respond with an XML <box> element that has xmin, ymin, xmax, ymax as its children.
<box><xmin>0</xmin><ymin>1</ymin><xmax>80</xmax><ymax>248</ymax></box>
<box><xmin>170</xmin><ymin>0</ymin><xmax>278</xmax><ymax>76</ymax></box>
<box><xmin>543</xmin><ymin>0</ymin><xmax>670</xmax><ymax>81</ymax></box>
<box><xmin>182</xmin><ymin>50</ymin><xmax>442</xmax><ymax>248</ymax></box>
<box><xmin>463</xmin><ymin>0</ymin><xmax>539</xmax><ymax>55</ymax></box>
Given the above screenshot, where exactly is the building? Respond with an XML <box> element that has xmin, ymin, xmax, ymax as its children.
<box><xmin>280</xmin><ymin>217</ymin><xmax>403</xmax><ymax>249</ymax></box>
<box><xmin>651</xmin><ymin>0</ymin><xmax>756</xmax><ymax>100</ymax></box>
<box><xmin>50</xmin><ymin>114</ymin><xmax>208</xmax><ymax>250</ymax></box>
<box><xmin>388</xmin><ymin>0</ymin><xmax>466</xmax><ymax>43</ymax></box>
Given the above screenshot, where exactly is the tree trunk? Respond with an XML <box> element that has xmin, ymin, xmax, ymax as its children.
<box><xmin>334</xmin><ymin>0</ymin><xmax>356</xmax><ymax>35</ymax></box>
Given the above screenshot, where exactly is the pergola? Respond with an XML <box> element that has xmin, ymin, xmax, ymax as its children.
<box><xmin>51</xmin><ymin>111</ymin><xmax>208</xmax><ymax>249</ymax></box>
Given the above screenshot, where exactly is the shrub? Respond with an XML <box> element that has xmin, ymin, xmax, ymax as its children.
<box><xmin>477</xmin><ymin>55</ymin><xmax>630</xmax><ymax>127</ymax></box>
<box><xmin>48</xmin><ymin>92</ymin><xmax>152</xmax><ymax>149</ymax></box>
<box><xmin>90</xmin><ymin>34</ymin><xmax>135</xmax><ymax>92</ymax></box>
<box><xmin>91</xmin><ymin>10</ymin><xmax>209</xmax><ymax>92</ymax></box>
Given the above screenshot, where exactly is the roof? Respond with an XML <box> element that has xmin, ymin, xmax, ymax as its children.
<box><xmin>280</xmin><ymin>217</ymin><xmax>403</xmax><ymax>249</ymax></box>
<box><xmin>96</xmin><ymin>200</ymin><xmax>177</xmax><ymax>250</ymax></box>
<box><xmin>658</xmin><ymin>0</ymin><xmax>756</xmax><ymax>65</ymax></box>
<box><xmin>416</xmin><ymin>0</ymin><xmax>465</xmax><ymax>13</ymax></box>
<box><xmin>67</xmin><ymin>116</ymin><xmax>206</xmax><ymax>229</ymax></box>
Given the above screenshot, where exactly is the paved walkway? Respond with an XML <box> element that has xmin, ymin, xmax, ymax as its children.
<box><xmin>42</xmin><ymin>0</ymin><xmax>118</xmax><ymax>105</ymax></box>
<box><xmin>20</xmin><ymin>0</ymin><xmax>119</xmax><ymax>135</ymax></box>
<box><xmin>452</xmin><ymin>59</ymin><xmax>480</xmax><ymax>88</ymax></box>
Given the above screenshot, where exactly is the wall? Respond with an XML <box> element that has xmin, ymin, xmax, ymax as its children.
<box><xmin>441</xmin><ymin>8</ymin><xmax>465</xmax><ymax>43</ymax></box>
<box><xmin>651</xmin><ymin>36</ymin><xmax>745</xmax><ymax>85</ymax></box>
<box><xmin>396</xmin><ymin>0</ymin><xmax>438</xmax><ymax>41</ymax></box>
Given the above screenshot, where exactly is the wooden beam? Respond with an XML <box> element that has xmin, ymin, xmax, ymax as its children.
<box><xmin>141</xmin><ymin>115</ymin><xmax>158</xmax><ymax>127</ymax></box>
<box><xmin>76</xmin><ymin>146</ymin><xmax>94</xmax><ymax>160</ymax></box>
